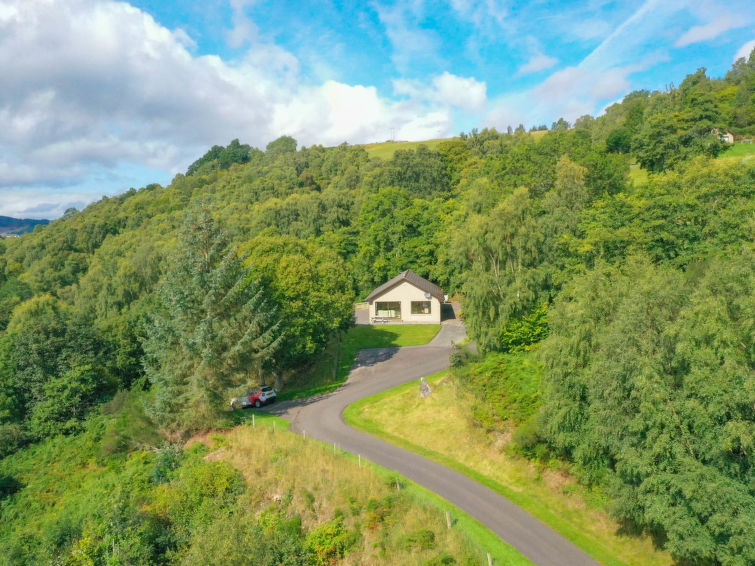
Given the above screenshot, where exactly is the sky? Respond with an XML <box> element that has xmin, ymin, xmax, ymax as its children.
<box><xmin>1</xmin><ymin>0</ymin><xmax>753</xmax><ymax>219</ymax></box>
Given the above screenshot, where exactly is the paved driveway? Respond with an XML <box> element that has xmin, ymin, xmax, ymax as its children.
<box><xmin>268</xmin><ymin>325</ymin><xmax>597</xmax><ymax>566</ymax></box>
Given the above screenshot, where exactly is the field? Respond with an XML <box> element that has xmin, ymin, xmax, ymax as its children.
<box><xmin>344</xmin><ymin>373</ymin><xmax>673</xmax><ymax>566</ymax></box>
<box><xmin>361</xmin><ymin>138</ymin><xmax>454</xmax><ymax>160</ymax></box>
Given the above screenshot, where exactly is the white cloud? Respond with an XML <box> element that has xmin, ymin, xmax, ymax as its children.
<box><xmin>734</xmin><ymin>38</ymin><xmax>755</xmax><ymax>61</ymax></box>
<box><xmin>0</xmin><ymin>0</ymin><xmax>461</xmax><ymax>217</ymax></box>
<box><xmin>394</xmin><ymin>72</ymin><xmax>487</xmax><ymax>111</ymax></box>
<box><xmin>448</xmin><ymin>0</ymin><xmax>508</xmax><ymax>30</ymax></box>
<box><xmin>675</xmin><ymin>15</ymin><xmax>743</xmax><ymax>47</ymax></box>
<box><xmin>486</xmin><ymin>0</ymin><xmax>674</xmax><ymax>131</ymax></box>
<box><xmin>374</xmin><ymin>1</ymin><xmax>443</xmax><ymax>73</ymax></box>
<box><xmin>517</xmin><ymin>52</ymin><xmax>558</xmax><ymax>75</ymax></box>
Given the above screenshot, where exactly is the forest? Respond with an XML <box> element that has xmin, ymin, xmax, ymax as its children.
<box><xmin>0</xmin><ymin>51</ymin><xmax>753</xmax><ymax>564</ymax></box>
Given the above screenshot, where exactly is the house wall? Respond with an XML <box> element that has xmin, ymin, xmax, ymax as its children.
<box><xmin>368</xmin><ymin>281</ymin><xmax>441</xmax><ymax>324</ymax></box>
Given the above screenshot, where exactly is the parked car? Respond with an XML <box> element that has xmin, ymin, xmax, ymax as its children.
<box><xmin>230</xmin><ymin>386</ymin><xmax>277</xmax><ymax>409</ymax></box>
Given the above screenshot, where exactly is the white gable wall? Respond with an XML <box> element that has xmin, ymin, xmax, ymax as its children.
<box><xmin>368</xmin><ymin>280</ymin><xmax>441</xmax><ymax>324</ymax></box>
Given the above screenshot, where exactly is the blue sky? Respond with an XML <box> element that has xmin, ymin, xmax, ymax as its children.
<box><xmin>0</xmin><ymin>0</ymin><xmax>753</xmax><ymax>218</ymax></box>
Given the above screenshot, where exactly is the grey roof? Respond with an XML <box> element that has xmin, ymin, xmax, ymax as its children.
<box><xmin>365</xmin><ymin>270</ymin><xmax>445</xmax><ymax>303</ymax></box>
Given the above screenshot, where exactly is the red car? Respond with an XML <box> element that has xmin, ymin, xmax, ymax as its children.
<box><xmin>230</xmin><ymin>386</ymin><xmax>277</xmax><ymax>409</ymax></box>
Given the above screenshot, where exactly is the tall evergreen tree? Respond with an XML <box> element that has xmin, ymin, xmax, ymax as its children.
<box><xmin>143</xmin><ymin>207</ymin><xmax>283</xmax><ymax>434</ymax></box>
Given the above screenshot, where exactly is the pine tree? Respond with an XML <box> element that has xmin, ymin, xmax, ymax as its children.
<box><xmin>143</xmin><ymin>207</ymin><xmax>283</xmax><ymax>434</ymax></box>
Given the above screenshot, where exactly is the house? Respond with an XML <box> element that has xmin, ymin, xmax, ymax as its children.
<box><xmin>713</xmin><ymin>129</ymin><xmax>735</xmax><ymax>143</ymax></box>
<box><xmin>365</xmin><ymin>270</ymin><xmax>445</xmax><ymax>324</ymax></box>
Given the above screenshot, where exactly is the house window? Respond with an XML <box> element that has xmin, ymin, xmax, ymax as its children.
<box><xmin>375</xmin><ymin>301</ymin><xmax>401</xmax><ymax>319</ymax></box>
<box><xmin>411</xmin><ymin>301</ymin><xmax>431</xmax><ymax>315</ymax></box>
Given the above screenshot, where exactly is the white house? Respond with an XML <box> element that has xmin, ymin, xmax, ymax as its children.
<box><xmin>365</xmin><ymin>270</ymin><xmax>444</xmax><ymax>324</ymax></box>
<box><xmin>713</xmin><ymin>129</ymin><xmax>735</xmax><ymax>143</ymax></box>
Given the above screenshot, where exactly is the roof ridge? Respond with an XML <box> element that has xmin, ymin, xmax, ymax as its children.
<box><xmin>364</xmin><ymin>270</ymin><xmax>444</xmax><ymax>303</ymax></box>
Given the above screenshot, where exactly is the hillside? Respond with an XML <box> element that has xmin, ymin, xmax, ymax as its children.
<box><xmin>0</xmin><ymin>215</ymin><xmax>49</xmax><ymax>236</ymax></box>
<box><xmin>0</xmin><ymin>52</ymin><xmax>753</xmax><ymax>565</ymax></box>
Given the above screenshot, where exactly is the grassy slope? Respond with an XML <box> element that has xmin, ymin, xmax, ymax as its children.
<box><xmin>281</xmin><ymin>324</ymin><xmax>440</xmax><ymax>400</ymax></box>
<box><xmin>344</xmin><ymin>373</ymin><xmax>673</xmax><ymax>566</ymax></box>
<box><xmin>361</xmin><ymin>138</ymin><xmax>454</xmax><ymax>160</ymax></box>
<box><xmin>223</xmin><ymin>413</ymin><xmax>531</xmax><ymax>565</ymax></box>
<box><xmin>0</xmin><ymin>411</ymin><xmax>530</xmax><ymax>566</ymax></box>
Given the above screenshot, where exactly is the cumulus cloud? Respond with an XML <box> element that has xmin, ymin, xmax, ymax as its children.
<box><xmin>393</xmin><ymin>72</ymin><xmax>487</xmax><ymax>111</ymax></box>
<box><xmin>0</xmin><ymin>0</ymin><xmax>459</xmax><ymax>217</ymax></box>
<box><xmin>734</xmin><ymin>38</ymin><xmax>755</xmax><ymax>61</ymax></box>
<box><xmin>675</xmin><ymin>14</ymin><xmax>743</xmax><ymax>47</ymax></box>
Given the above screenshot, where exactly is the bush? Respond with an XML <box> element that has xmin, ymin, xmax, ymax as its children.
<box><xmin>306</xmin><ymin>516</ymin><xmax>356</xmax><ymax>565</ymax></box>
<box><xmin>0</xmin><ymin>423</ymin><xmax>28</xmax><ymax>459</ymax></box>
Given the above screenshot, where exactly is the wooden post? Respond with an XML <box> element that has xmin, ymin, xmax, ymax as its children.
<box><xmin>252</xmin><ymin>414</ymin><xmax>255</xmax><ymax>427</ymax></box>
<box><xmin>358</xmin><ymin>454</ymin><xmax>361</xmax><ymax>468</ymax></box>
<box><xmin>273</xmin><ymin>421</ymin><xmax>276</xmax><ymax>433</ymax></box>
<box><xmin>303</xmin><ymin>430</ymin><xmax>306</xmax><ymax>439</ymax></box>
<box><xmin>396</xmin><ymin>478</ymin><xmax>400</xmax><ymax>491</ymax></box>
<box><xmin>333</xmin><ymin>442</ymin><xmax>337</xmax><ymax>454</ymax></box>
<box><xmin>487</xmin><ymin>552</ymin><xmax>493</xmax><ymax>566</ymax></box>
<box><xmin>446</xmin><ymin>511</ymin><xmax>451</xmax><ymax>529</ymax></box>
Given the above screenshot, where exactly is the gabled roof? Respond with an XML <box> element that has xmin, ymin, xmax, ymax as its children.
<box><xmin>365</xmin><ymin>270</ymin><xmax>445</xmax><ymax>303</ymax></box>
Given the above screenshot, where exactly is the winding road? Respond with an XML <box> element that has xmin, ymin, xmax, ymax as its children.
<box><xmin>268</xmin><ymin>324</ymin><xmax>598</xmax><ymax>566</ymax></box>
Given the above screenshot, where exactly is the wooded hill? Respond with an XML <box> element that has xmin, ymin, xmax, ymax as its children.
<box><xmin>0</xmin><ymin>51</ymin><xmax>753</xmax><ymax>564</ymax></box>
<box><xmin>0</xmin><ymin>216</ymin><xmax>49</xmax><ymax>236</ymax></box>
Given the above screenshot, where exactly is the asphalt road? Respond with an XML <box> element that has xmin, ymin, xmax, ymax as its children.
<box><xmin>268</xmin><ymin>324</ymin><xmax>599</xmax><ymax>566</ymax></box>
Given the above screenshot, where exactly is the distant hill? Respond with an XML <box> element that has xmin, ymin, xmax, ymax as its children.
<box><xmin>0</xmin><ymin>215</ymin><xmax>49</xmax><ymax>235</ymax></box>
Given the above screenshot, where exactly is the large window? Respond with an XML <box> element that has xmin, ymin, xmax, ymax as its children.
<box><xmin>411</xmin><ymin>301</ymin><xmax>431</xmax><ymax>315</ymax></box>
<box><xmin>375</xmin><ymin>301</ymin><xmax>401</xmax><ymax>319</ymax></box>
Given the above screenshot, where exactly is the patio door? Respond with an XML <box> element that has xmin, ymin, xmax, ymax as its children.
<box><xmin>375</xmin><ymin>301</ymin><xmax>401</xmax><ymax>319</ymax></box>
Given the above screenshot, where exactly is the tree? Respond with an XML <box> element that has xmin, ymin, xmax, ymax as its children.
<box><xmin>242</xmin><ymin>235</ymin><xmax>354</xmax><ymax>373</ymax></box>
<box><xmin>143</xmin><ymin>208</ymin><xmax>283</xmax><ymax>434</ymax></box>
<box><xmin>551</xmin><ymin>118</ymin><xmax>570</xmax><ymax>130</ymax></box>
<box><xmin>456</xmin><ymin>187</ymin><xmax>547</xmax><ymax>351</ymax></box>
<box><xmin>266</xmin><ymin>136</ymin><xmax>298</xmax><ymax>157</ymax></box>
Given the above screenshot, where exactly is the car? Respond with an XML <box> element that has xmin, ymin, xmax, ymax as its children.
<box><xmin>230</xmin><ymin>386</ymin><xmax>277</xmax><ymax>409</ymax></box>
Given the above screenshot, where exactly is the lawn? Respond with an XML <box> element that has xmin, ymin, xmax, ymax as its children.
<box><xmin>718</xmin><ymin>142</ymin><xmax>755</xmax><ymax>161</ymax></box>
<box><xmin>344</xmin><ymin>373</ymin><xmax>673</xmax><ymax>566</ymax></box>
<box><xmin>279</xmin><ymin>324</ymin><xmax>441</xmax><ymax>400</ymax></box>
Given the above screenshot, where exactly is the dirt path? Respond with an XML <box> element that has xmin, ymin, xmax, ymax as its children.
<box><xmin>267</xmin><ymin>325</ymin><xmax>598</xmax><ymax>566</ymax></box>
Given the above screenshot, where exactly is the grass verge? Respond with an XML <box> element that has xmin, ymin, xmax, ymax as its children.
<box><xmin>344</xmin><ymin>373</ymin><xmax>672</xmax><ymax>566</ymax></box>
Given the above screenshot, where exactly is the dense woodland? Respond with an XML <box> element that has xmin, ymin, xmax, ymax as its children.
<box><xmin>1</xmin><ymin>52</ymin><xmax>754</xmax><ymax>564</ymax></box>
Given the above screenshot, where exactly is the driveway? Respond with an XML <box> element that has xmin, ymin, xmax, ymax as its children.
<box><xmin>268</xmin><ymin>325</ymin><xmax>597</xmax><ymax>566</ymax></box>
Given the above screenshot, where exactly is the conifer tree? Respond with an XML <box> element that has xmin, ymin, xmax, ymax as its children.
<box><xmin>143</xmin><ymin>207</ymin><xmax>283</xmax><ymax>433</ymax></box>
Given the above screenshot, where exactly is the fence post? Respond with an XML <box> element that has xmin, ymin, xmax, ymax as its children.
<box><xmin>446</xmin><ymin>511</ymin><xmax>451</xmax><ymax>529</ymax></box>
<box><xmin>487</xmin><ymin>552</ymin><xmax>493</xmax><ymax>566</ymax></box>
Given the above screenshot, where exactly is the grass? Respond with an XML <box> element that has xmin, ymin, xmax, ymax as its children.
<box><xmin>344</xmin><ymin>372</ymin><xmax>673</xmax><ymax>566</ymax></box>
<box><xmin>362</xmin><ymin>138</ymin><xmax>454</xmax><ymax>160</ymax></box>
<box><xmin>0</xmin><ymin>408</ymin><xmax>530</xmax><ymax>565</ymax></box>
<box><xmin>718</xmin><ymin>142</ymin><xmax>755</xmax><ymax>161</ymax></box>
<box><xmin>279</xmin><ymin>324</ymin><xmax>441</xmax><ymax>401</ymax></box>
<box><xmin>628</xmin><ymin>163</ymin><xmax>649</xmax><ymax>187</ymax></box>
<box><xmin>217</xmin><ymin>417</ymin><xmax>532</xmax><ymax>565</ymax></box>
